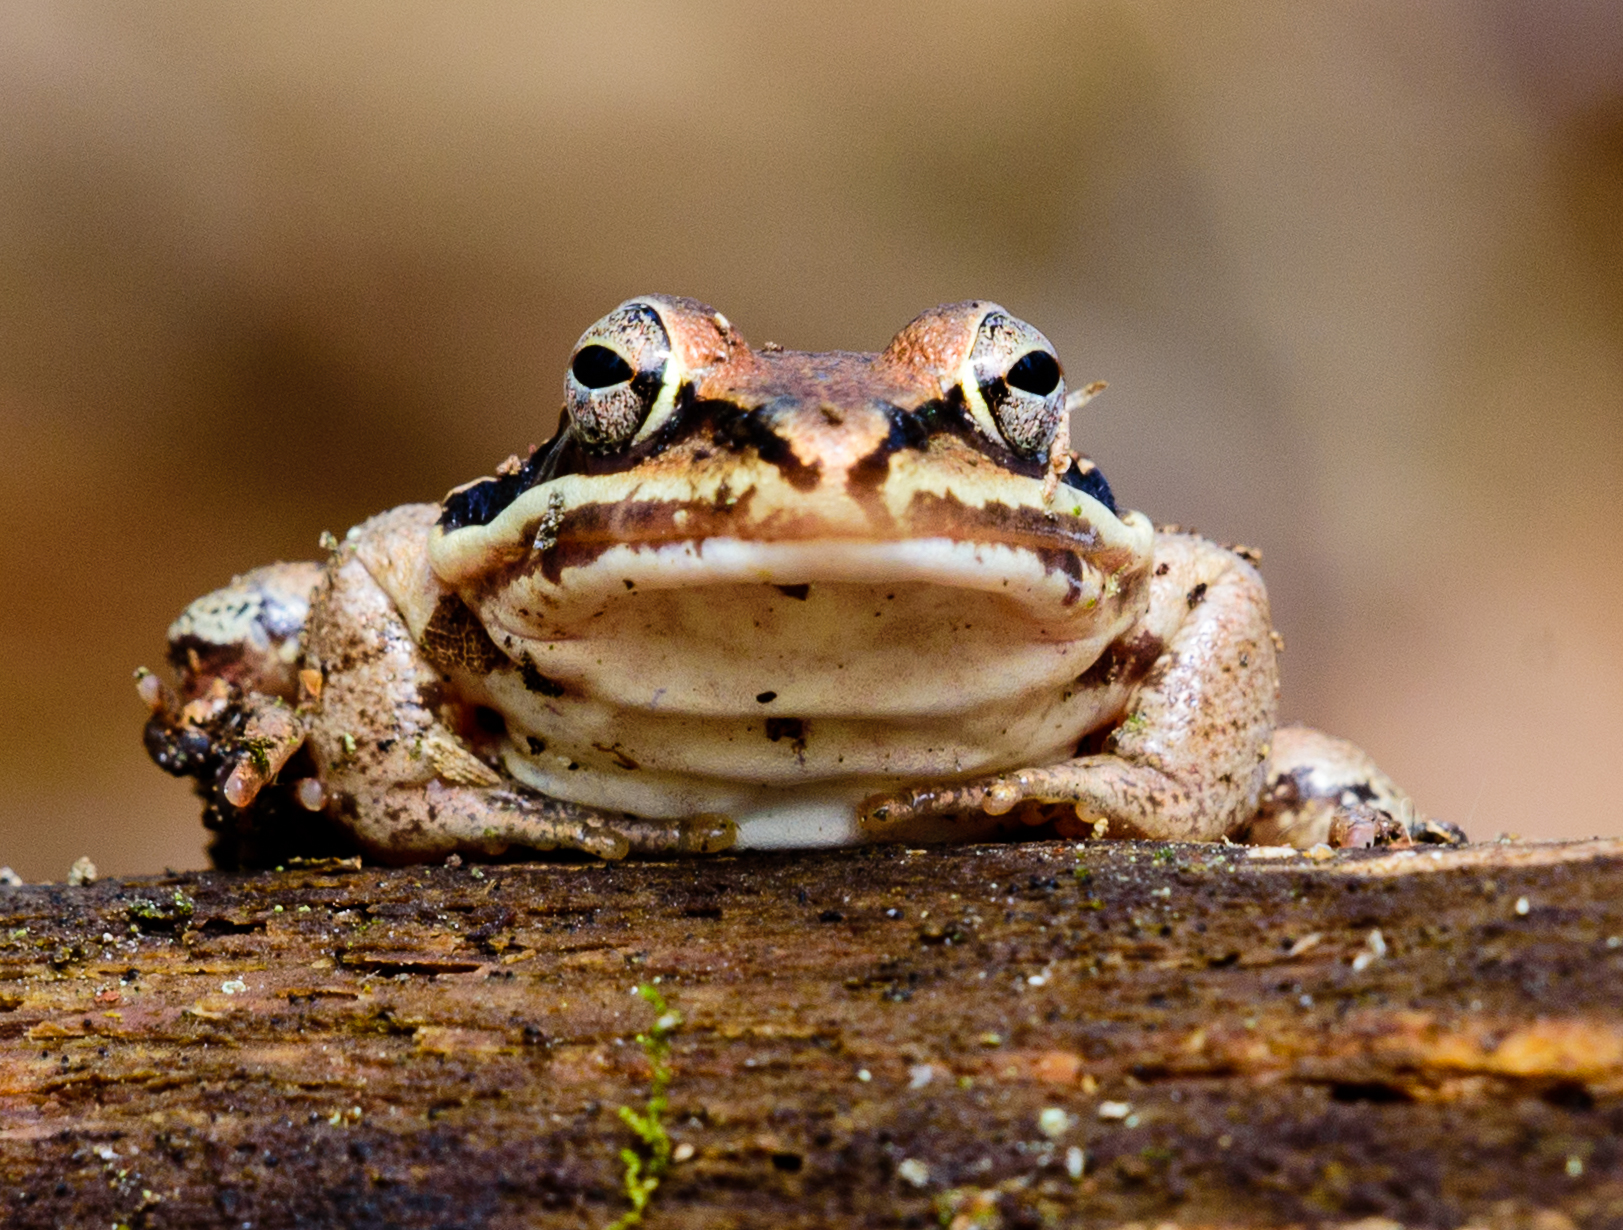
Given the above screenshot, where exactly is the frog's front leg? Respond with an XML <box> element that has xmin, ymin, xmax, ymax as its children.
<box><xmin>140</xmin><ymin>515</ymin><xmax>727</xmax><ymax>866</ymax></box>
<box><xmin>298</xmin><ymin>512</ymin><xmax>733</xmax><ymax>865</ymax></box>
<box><xmin>865</xmin><ymin>533</ymin><xmax>1277</xmax><ymax>842</ymax></box>
<box><xmin>138</xmin><ymin>562</ymin><xmax>339</xmax><ymax>864</ymax></box>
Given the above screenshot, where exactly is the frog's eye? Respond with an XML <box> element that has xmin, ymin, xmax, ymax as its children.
<box><xmin>565</xmin><ymin>302</ymin><xmax>679</xmax><ymax>450</ymax></box>
<box><xmin>960</xmin><ymin>311</ymin><xmax>1067</xmax><ymax>457</ymax></box>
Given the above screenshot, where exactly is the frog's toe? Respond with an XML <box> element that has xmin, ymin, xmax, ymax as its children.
<box><xmin>1410</xmin><ymin>816</ymin><xmax>1468</xmax><ymax>846</ymax></box>
<box><xmin>603</xmin><ymin>813</ymin><xmax>738</xmax><ymax>855</ymax></box>
<box><xmin>218</xmin><ymin>698</ymin><xmax>308</xmax><ymax>808</ymax></box>
<box><xmin>141</xmin><ymin>672</ymin><xmax>312</xmax><ymax>839</ymax></box>
<box><xmin>355</xmin><ymin>784</ymin><xmax>633</xmax><ymax>864</ymax></box>
<box><xmin>462</xmin><ymin>793</ymin><xmax>633</xmax><ymax>862</ymax></box>
<box><xmin>1325</xmin><ymin>803</ymin><xmax>1411</xmax><ymax>849</ymax></box>
<box><xmin>861</xmin><ymin>759</ymin><xmax>1208</xmax><ymax>841</ymax></box>
<box><xmin>861</xmin><ymin>779</ymin><xmax>1002</xmax><ymax>827</ymax></box>
<box><xmin>1253</xmin><ymin>723</ymin><xmax>1455</xmax><ymax>849</ymax></box>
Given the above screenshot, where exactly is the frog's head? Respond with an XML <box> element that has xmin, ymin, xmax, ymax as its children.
<box><xmin>431</xmin><ymin>296</ymin><xmax>1153</xmax><ymax>633</ymax></box>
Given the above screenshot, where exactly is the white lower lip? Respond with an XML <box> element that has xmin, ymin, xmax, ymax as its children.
<box><xmin>544</xmin><ymin>536</ymin><xmax>1100</xmax><ymax>618</ymax></box>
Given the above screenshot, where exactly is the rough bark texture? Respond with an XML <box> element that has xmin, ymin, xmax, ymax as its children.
<box><xmin>2</xmin><ymin>838</ymin><xmax>1622</xmax><ymax>1229</ymax></box>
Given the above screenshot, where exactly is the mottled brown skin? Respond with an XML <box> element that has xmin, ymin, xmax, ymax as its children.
<box><xmin>140</xmin><ymin>296</ymin><xmax>1455</xmax><ymax>865</ymax></box>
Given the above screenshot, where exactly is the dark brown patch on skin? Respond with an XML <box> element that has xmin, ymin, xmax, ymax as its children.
<box><xmin>707</xmin><ymin>398</ymin><xmax>822</xmax><ymax>491</ymax></box>
<box><xmin>1187</xmin><ymin>581</ymin><xmax>1209</xmax><ymax>609</ymax></box>
<box><xmin>900</xmin><ymin>489</ymin><xmax>1101</xmax><ymax>554</ymax></box>
<box><xmin>1074</xmin><ymin>630</ymin><xmax>1167</xmax><ymax>691</ymax></box>
<box><xmin>166</xmin><ymin>637</ymin><xmax>252</xmax><ymax>698</ymax></box>
<box><xmin>419</xmin><ymin>596</ymin><xmax>509</xmax><ymax>677</ymax></box>
<box><xmin>765</xmin><ymin>717</ymin><xmax>804</xmax><ymax>742</ymax></box>
<box><xmin>774</xmin><ymin>584</ymin><xmax>810</xmax><ymax>600</ymax></box>
<box><xmin>1035</xmin><ymin>548</ymin><xmax>1086</xmax><ymax>604</ymax></box>
<box><xmin>842</xmin><ymin>389</ymin><xmax>1063</xmax><ymax>507</ymax></box>
<box><xmin>904</xmin><ymin>489</ymin><xmax>1117</xmax><ymax>604</ymax></box>
<box><xmin>439</xmin><ymin>419</ymin><xmax>568</xmax><ymax>531</ymax></box>
<box><xmin>526</xmin><ymin>735</ymin><xmax>546</xmax><ymax>756</ymax></box>
<box><xmin>843</xmin><ymin>391</ymin><xmax>974</xmax><ymax>484</ymax></box>
<box><xmin>417</xmin><ymin>679</ymin><xmax>448</xmax><ymax>713</ymax></box>
<box><xmin>518</xmin><ymin>657</ymin><xmax>566</xmax><ymax>698</ymax></box>
<box><xmin>521</xmin><ymin>487</ymin><xmax>785</xmax><ymax>584</ymax></box>
<box><xmin>508</xmin><ymin>388</ymin><xmax>829</xmax><ymax>492</ymax></box>
<box><xmin>765</xmin><ymin>717</ymin><xmax>808</xmax><ymax>760</ymax></box>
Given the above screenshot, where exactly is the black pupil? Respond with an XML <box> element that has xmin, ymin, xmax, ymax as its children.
<box><xmin>572</xmin><ymin>345</ymin><xmax>634</xmax><ymax>389</ymax></box>
<box><xmin>1007</xmin><ymin>350</ymin><xmax>1060</xmax><ymax>396</ymax></box>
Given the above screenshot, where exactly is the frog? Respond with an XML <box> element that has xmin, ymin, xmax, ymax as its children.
<box><xmin>138</xmin><ymin>295</ymin><xmax>1462</xmax><ymax>867</ymax></box>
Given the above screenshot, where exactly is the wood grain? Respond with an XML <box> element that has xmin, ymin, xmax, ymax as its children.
<box><xmin>2</xmin><ymin>838</ymin><xmax>1621</xmax><ymax>1228</ymax></box>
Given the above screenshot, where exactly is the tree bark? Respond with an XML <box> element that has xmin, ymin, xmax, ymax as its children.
<box><xmin>2</xmin><ymin>838</ymin><xmax>1621</xmax><ymax>1229</ymax></box>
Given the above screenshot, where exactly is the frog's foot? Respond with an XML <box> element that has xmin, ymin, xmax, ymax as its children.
<box><xmin>141</xmin><ymin>557</ymin><xmax>325</xmax><ymax>824</ymax></box>
<box><xmin>342</xmin><ymin>784</ymin><xmax>736</xmax><ymax>864</ymax></box>
<box><xmin>139</xmin><ymin>671</ymin><xmax>310</xmax><ymax>809</ymax></box>
<box><xmin>139</xmin><ymin>668</ymin><xmax>346</xmax><ymax>868</ymax></box>
<box><xmin>1245</xmin><ymin>724</ymin><xmax>1466</xmax><ymax>849</ymax></box>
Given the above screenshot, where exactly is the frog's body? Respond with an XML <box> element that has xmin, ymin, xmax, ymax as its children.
<box><xmin>141</xmin><ymin>297</ymin><xmax>1454</xmax><ymax>866</ymax></box>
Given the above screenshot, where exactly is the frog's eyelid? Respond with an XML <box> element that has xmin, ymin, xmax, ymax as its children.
<box><xmin>628</xmin><ymin>366</ymin><xmax>685</xmax><ymax>446</ymax></box>
<box><xmin>952</xmin><ymin>305</ymin><xmax>1004</xmax><ymax>444</ymax></box>
<box><xmin>956</xmin><ymin>364</ymin><xmax>1006</xmax><ymax>447</ymax></box>
<box><xmin>625</xmin><ymin>304</ymin><xmax>687</xmax><ymax>446</ymax></box>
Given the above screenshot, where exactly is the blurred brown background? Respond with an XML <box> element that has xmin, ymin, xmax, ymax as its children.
<box><xmin>2</xmin><ymin>1</ymin><xmax>1619</xmax><ymax>881</ymax></box>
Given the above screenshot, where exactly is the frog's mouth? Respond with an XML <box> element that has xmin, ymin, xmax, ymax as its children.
<box><xmin>435</xmin><ymin>503</ymin><xmax>1150</xmax><ymax>650</ymax></box>
<box><xmin>565</xmin><ymin>500</ymin><xmax>1136</xmax><ymax>602</ymax></box>
<box><xmin>560</xmin><ymin>535</ymin><xmax>1122</xmax><ymax>616</ymax></box>
<box><xmin>430</xmin><ymin>440</ymin><xmax>1155</xmax><ymax>621</ymax></box>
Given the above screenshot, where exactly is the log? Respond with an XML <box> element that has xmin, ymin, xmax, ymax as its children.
<box><xmin>2</xmin><ymin>838</ymin><xmax>1621</xmax><ymax>1229</ymax></box>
